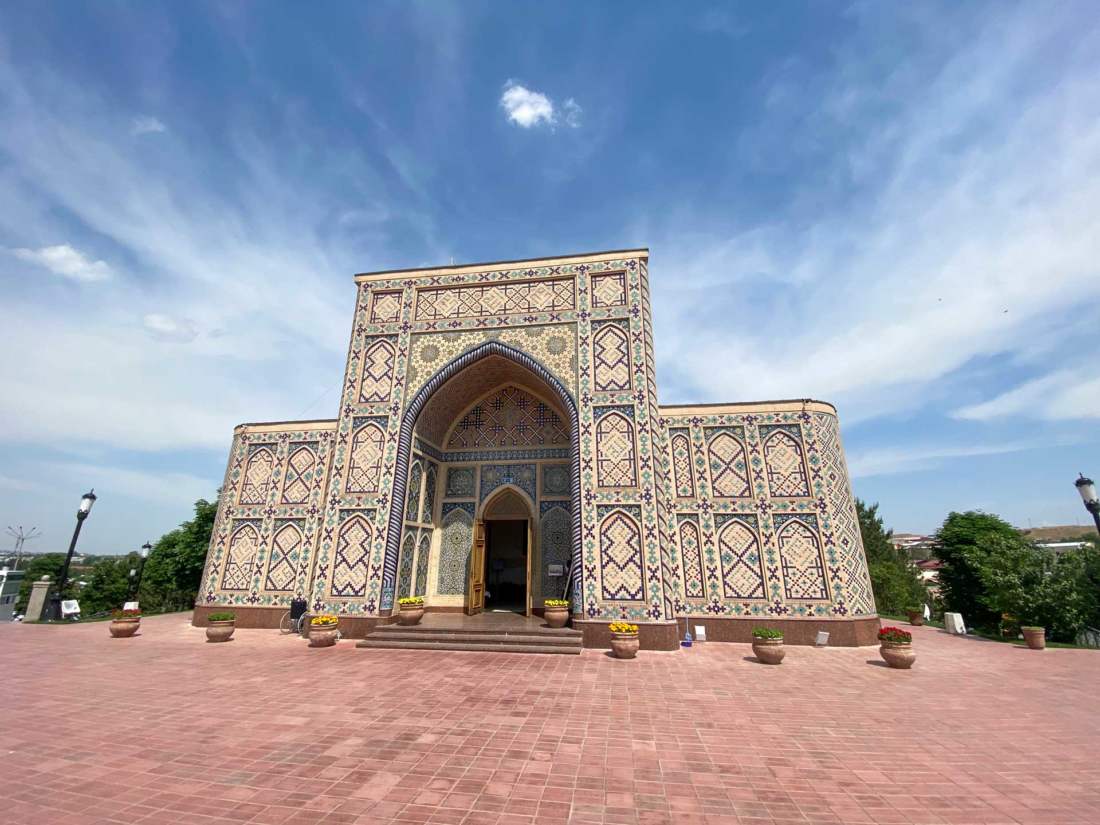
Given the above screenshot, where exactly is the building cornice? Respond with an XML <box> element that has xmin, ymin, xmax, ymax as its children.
<box><xmin>353</xmin><ymin>248</ymin><xmax>649</xmax><ymax>283</ymax></box>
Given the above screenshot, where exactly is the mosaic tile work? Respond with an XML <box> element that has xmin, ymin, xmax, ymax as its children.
<box><xmin>414</xmin><ymin>532</ymin><xmax>431</xmax><ymax>597</ymax></box>
<box><xmin>438</xmin><ymin>503</ymin><xmax>474</xmax><ymax>595</ymax></box>
<box><xmin>539</xmin><ymin>503</ymin><xmax>571</xmax><ymax>600</ymax></box>
<box><xmin>406</xmin><ymin>324</ymin><xmax>577</xmax><ymax>398</ymax></box>
<box><xmin>660</xmin><ymin>402</ymin><xmax>874</xmax><ymax>619</ymax></box>
<box><xmin>199</xmin><ymin>251</ymin><xmax>873</xmax><ymax>630</ymax></box>
<box><xmin>422</xmin><ymin>462</ymin><xmax>437</xmax><ymax>525</ymax></box>
<box><xmin>447</xmin><ymin>385</ymin><xmax>568</xmax><ymax>449</ymax></box>
<box><xmin>415</xmin><ymin>278</ymin><xmax>574</xmax><ymax>320</ymax></box>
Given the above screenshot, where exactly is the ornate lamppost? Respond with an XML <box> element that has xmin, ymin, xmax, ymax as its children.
<box><xmin>1076</xmin><ymin>474</ymin><xmax>1100</xmax><ymax>536</ymax></box>
<box><xmin>131</xmin><ymin>541</ymin><xmax>152</xmax><ymax>601</ymax></box>
<box><xmin>48</xmin><ymin>489</ymin><xmax>96</xmax><ymax>621</ymax></box>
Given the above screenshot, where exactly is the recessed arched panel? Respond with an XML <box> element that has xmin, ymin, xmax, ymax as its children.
<box><xmin>671</xmin><ymin>431</ymin><xmax>694</xmax><ymax>498</ymax></box>
<box><xmin>346</xmin><ymin>423</ymin><xmax>384</xmax><ymax>493</ymax></box>
<box><xmin>707</xmin><ymin>431</ymin><xmax>749</xmax><ymax>498</ymax></box>
<box><xmin>677</xmin><ymin>516</ymin><xmax>705</xmax><ymax>599</ymax></box>
<box><xmin>397</xmin><ymin>530</ymin><xmax>416</xmax><ymax>600</ymax></box>
<box><xmin>598</xmin><ymin>508</ymin><xmax>644</xmax><ymax>601</ymax></box>
<box><xmin>330</xmin><ymin>514</ymin><xmax>371</xmax><ymax>597</ymax></box>
<box><xmin>239</xmin><ymin>448</ymin><xmax>274</xmax><ymax>505</ymax></box>
<box><xmin>264</xmin><ymin>522</ymin><xmax>302</xmax><ymax>592</ymax></box>
<box><xmin>405</xmin><ymin>460</ymin><xmax>423</xmax><ymax>522</ymax></box>
<box><xmin>595</xmin><ymin>411</ymin><xmax>637</xmax><ymax>488</ymax></box>
<box><xmin>222</xmin><ymin>523</ymin><xmax>259</xmax><ymax>591</ymax></box>
<box><xmin>438</xmin><ymin>506</ymin><xmax>474</xmax><ymax>595</ymax></box>
<box><xmin>762</xmin><ymin>427</ymin><xmax>810</xmax><ymax>498</ymax></box>
<box><xmin>717</xmin><ymin>518</ymin><xmax>765</xmax><ymax>600</ymax></box>
<box><xmin>281</xmin><ymin>446</ymin><xmax>316</xmax><ymax>504</ymax></box>
<box><xmin>414</xmin><ymin>533</ymin><xmax>431</xmax><ymax>597</ymax></box>
<box><xmin>777</xmin><ymin>517</ymin><xmax>828</xmax><ymax>600</ymax></box>
<box><xmin>359</xmin><ymin>337</ymin><xmax>396</xmax><ymax>403</ymax></box>
<box><xmin>540</xmin><ymin>505</ymin><xmax>571</xmax><ymax>600</ymax></box>
<box><xmin>592</xmin><ymin>322</ymin><xmax>631</xmax><ymax>392</ymax></box>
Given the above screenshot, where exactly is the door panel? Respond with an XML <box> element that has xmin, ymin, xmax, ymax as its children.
<box><xmin>466</xmin><ymin>520</ymin><xmax>486</xmax><ymax>615</ymax></box>
<box><xmin>526</xmin><ymin>518</ymin><xmax>532</xmax><ymax>617</ymax></box>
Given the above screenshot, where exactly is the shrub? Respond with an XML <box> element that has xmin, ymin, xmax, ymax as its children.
<box><xmin>112</xmin><ymin>608</ymin><xmax>142</xmax><ymax>619</ymax></box>
<box><xmin>544</xmin><ymin>599</ymin><xmax>569</xmax><ymax>607</ymax></box>
<box><xmin>752</xmin><ymin>627</ymin><xmax>783</xmax><ymax>639</ymax></box>
<box><xmin>609</xmin><ymin>621</ymin><xmax>638</xmax><ymax>634</ymax></box>
<box><xmin>878</xmin><ymin>626</ymin><xmax>912</xmax><ymax>644</ymax></box>
<box><xmin>397</xmin><ymin>597</ymin><xmax>424</xmax><ymax>606</ymax></box>
<box><xmin>311</xmin><ymin>614</ymin><xmax>338</xmax><ymax>627</ymax></box>
<box><xmin>208</xmin><ymin>612</ymin><xmax>235</xmax><ymax>622</ymax></box>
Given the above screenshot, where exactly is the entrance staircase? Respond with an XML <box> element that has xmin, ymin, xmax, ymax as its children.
<box><xmin>356</xmin><ymin>614</ymin><xmax>583</xmax><ymax>655</ymax></box>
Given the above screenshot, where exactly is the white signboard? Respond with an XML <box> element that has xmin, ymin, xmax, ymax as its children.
<box><xmin>693</xmin><ymin>625</ymin><xmax>706</xmax><ymax>642</ymax></box>
<box><xmin>123</xmin><ymin>601</ymin><xmax>139</xmax><ymax>611</ymax></box>
<box><xmin>61</xmin><ymin>599</ymin><xmax>81</xmax><ymax>618</ymax></box>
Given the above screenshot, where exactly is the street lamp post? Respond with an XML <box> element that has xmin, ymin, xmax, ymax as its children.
<box><xmin>1076</xmin><ymin>474</ymin><xmax>1100</xmax><ymax>537</ymax></box>
<box><xmin>48</xmin><ymin>489</ymin><xmax>96</xmax><ymax>621</ymax></box>
<box><xmin>131</xmin><ymin>541</ymin><xmax>152</xmax><ymax>601</ymax></box>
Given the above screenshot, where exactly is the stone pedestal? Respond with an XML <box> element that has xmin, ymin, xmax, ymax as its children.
<box><xmin>25</xmin><ymin>577</ymin><xmax>51</xmax><ymax>622</ymax></box>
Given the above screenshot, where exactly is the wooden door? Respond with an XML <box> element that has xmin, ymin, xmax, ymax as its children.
<box><xmin>525</xmin><ymin>518</ymin><xmax>533</xmax><ymax>617</ymax></box>
<box><xmin>465</xmin><ymin>520</ymin><xmax>486</xmax><ymax>615</ymax></box>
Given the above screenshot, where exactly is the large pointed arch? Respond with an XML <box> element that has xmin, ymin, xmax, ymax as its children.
<box><xmin>382</xmin><ymin>340</ymin><xmax>580</xmax><ymax>610</ymax></box>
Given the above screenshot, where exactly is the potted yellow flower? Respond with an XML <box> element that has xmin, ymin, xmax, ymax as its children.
<box><xmin>308</xmin><ymin>614</ymin><xmax>340</xmax><ymax>647</ymax></box>
<box><xmin>543</xmin><ymin>599</ymin><xmax>570</xmax><ymax>628</ymax></box>
<box><xmin>206</xmin><ymin>612</ymin><xmax>236</xmax><ymax>643</ymax></box>
<box><xmin>396</xmin><ymin>596</ymin><xmax>425</xmax><ymax>626</ymax></box>
<box><xmin>609</xmin><ymin>621</ymin><xmax>639</xmax><ymax>659</ymax></box>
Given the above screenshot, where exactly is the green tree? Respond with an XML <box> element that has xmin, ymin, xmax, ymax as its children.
<box><xmin>934</xmin><ymin>511</ymin><xmax>1019</xmax><ymax>630</ymax></box>
<box><xmin>856</xmin><ymin>500</ymin><xmax>927</xmax><ymax>615</ymax></box>
<box><xmin>77</xmin><ymin>554</ymin><xmax>141</xmax><ymax>615</ymax></box>
<box><xmin>138</xmin><ymin>497</ymin><xmax>218</xmax><ymax>613</ymax></box>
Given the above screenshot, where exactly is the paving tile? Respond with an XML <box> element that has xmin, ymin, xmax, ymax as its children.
<box><xmin>2</xmin><ymin>616</ymin><xmax>1098</xmax><ymax>825</ymax></box>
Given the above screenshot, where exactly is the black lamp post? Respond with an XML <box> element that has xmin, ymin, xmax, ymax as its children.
<box><xmin>131</xmin><ymin>541</ymin><xmax>152</xmax><ymax>601</ymax></box>
<box><xmin>1076</xmin><ymin>474</ymin><xmax>1100</xmax><ymax>537</ymax></box>
<box><xmin>48</xmin><ymin>489</ymin><xmax>96</xmax><ymax>621</ymax></box>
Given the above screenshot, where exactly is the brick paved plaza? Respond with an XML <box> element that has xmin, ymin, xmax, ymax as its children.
<box><xmin>1</xmin><ymin>615</ymin><xmax>1097</xmax><ymax>825</ymax></box>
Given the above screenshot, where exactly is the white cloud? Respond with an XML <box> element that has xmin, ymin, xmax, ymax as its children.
<box><xmin>954</xmin><ymin>370</ymin><xmax>1100</xmax><ymax>421</ymax></box>
<box><xmin>499</xmin><ymin>81</ymin><xmax>581</xmax><ymax>129</ymax></box>
<box><xmin>131</xmin><ymin>115</ymin><xmax>166</xmax><ymax>135</ymax></box>
<box><xmin>143</xmin><ymin>313</ymin><xmax>199</xmax><ymax>343</ymax></box>
<box><xmin>649</xmin><ymin>5</ymin><xmax>1100</xmax><ymax>422</ymax></box>
<box><xmin>847</xmin><ymin>439</ymin><xmax>1067</xmax><ymax>479</ymax></box>
<box><xmin>11</xmin><ymin>243</ymin><xmax>112</xmax><ymax>281</ymax></box>
<box><xmin>45</xmin><ymin>461</ymin><xmax>216</xmax><ymax>508</ymax></box>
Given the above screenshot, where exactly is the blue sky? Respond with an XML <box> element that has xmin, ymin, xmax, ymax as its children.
<box><xmin>2</xmin><ymin>2</ymin><xmax>1099</xmax><ymax>555</ymax></box>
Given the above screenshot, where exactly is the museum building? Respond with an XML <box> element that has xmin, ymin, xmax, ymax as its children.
<box><xmin>194</xmin><ymin>249</ymin><xmax>879</xmax><ymax>648</ymax></box>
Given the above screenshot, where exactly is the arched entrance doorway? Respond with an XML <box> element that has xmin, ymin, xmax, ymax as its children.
<box><xmin>382</xmin><ymin>341</ymin><xmax>580</xmax><ymax>616</ymax></box>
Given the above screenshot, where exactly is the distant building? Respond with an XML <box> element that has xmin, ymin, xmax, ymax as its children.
<box><xmin>0</xmin><ymin>567</ymin><xmax>24</xmax><ymax>621</ymax></box>
<box><xmin>891</xmin><ymin>533</ymin><xmax>935</xmax><ymax>560</ymax></box>
<box><xmin>914</xmin><ymin>559</ymin><xmax>943</xmax><ymax>591</ymax></box>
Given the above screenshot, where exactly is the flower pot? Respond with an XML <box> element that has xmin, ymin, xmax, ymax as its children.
<box><xmin>1022</xmin><ymin>627</ymin><xmax>1046</xmax><ymax>650</ymax></box>
<box><xmin>309</xmin><ymin>626</ymin><xmax>339</xmax><ymax>647</ymax></box>
<box><xmin>610</xmin><ymin>632</ymin><xmax>639</xmax><ymax>659</ymax></box>
<box><xmin>396</xmin><ymin>605</ymin><xmax>424</xmax><ymax>626</ymax></box>
<box><xmin>205</xmin><ymin>620</ymin><xmax>235</xmax><ymax>643</ymax></box>
<box><xmin>906</xmin><ymin>610</ymin><xmax>924</xmax><ymax>626</ymax></box>
<box><xmin>880</xmin><ymin>642</ymin><xmax>916</xmax><ymax>669</ymax></box>
<box><xmin>544</xmin><ymin>606</ymin><xmax>569</xmax><ymax>629</ymax></box>
<box><xmin>109</xmin><ymin>618</ymin><xmax>140</xmax><ymax>638</ymax></box>
<box><xmin>752</xmin><ymin>637</ymin><xmax>786</xmax><ymax>665</ymax></box>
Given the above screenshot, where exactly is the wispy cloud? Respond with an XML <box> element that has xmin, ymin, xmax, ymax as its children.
<box><xmin>500</xmin><ymin>80</ymin><xmax>581</xmax><ymax>129</ymax></box>
<box><xmin>848</xmin><ymin>439</ymin><xmax>1068</xmax><ymax>479</ymax></box>
<box><xmin>130</xmin><ymin>115</ymin><xmax>166</xmax><ymax>135</ymax></box>
<box><xmin>45</xmin><ymin>461</ymin><xmax>216</xmax><ymax>508</ymax></box>
<box><xmin>649</xmin><ymin>5</ymin><xmax>1100</xmax><ymax>425</ymax></box>
<box><xmin>143</xmin><ymin>313</ymin><xmax>199</xmax><ymax>343</ymax></box>
<box><xmin>954</xmin><ymin>370</ymin><xmax>1100</xmax><ymax>421</ymax></box>
<box><xmin>10</xmin><ymin>243</ymin><xmax>112</xmax><ymax>281</ymax></box>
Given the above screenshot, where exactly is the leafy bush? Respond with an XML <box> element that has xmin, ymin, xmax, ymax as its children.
<box><xmin>208</xmin><ymin>612</ymin><xmax>235</xmax><ymax>622</ymax></box>
<box><xmin>878</xmin><ymin>626</ymin><xmax>912</xmax><ymax>644</ymax></box>
<box><xmin>544</xmin><ymin>599</ymin><xmax>569</xmax><ymax>607</ymax></box>
<box><xmin>751</xmin><ymin>627</ymin><xmax>783</xmax><ymax>639</ymax></box>
<box><xmin>857</xmin><ymin>500</ymin><xmax>927</xmax><ymax>615</ymax></box>
<box><xmin>934</xmin><ymin>511</ymin><xmax>1019</xmax><ymax>630</ymax></box>
<box><xmin>397</xmin><ymin>597</ymin><xmax>424</xmax><ymax>606</ymax></box>
<box><xmin>609</xmin><ymin>621</ymin><xmax>638</xmax><ymax>634</ymax></box>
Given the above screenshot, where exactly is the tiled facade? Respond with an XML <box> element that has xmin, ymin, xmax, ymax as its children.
<box><xmin>197</xmin><ymin>249</ymin><xmax>876</xmax><ymax>643</ymax></box>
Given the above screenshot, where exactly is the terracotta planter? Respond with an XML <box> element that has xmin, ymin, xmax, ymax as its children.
<box><xmin>906</xmin><ymin>610</ymin><xmax>925</xmax><ymax>626</ymax></box>
<box><xmin>396</xmin><ymin>605</ymin><xmax>425</xmax><ymax>626</ymax></box>
<box><xmin>610</xmin><ymin>632</ymin><xmax>639</xmax><ymax>659</ymax></box>
<box><xmin>752</xmin><ymin>637</ymin><xmax>786</xmax><ymax>665</ymax></box>
<box><xmin>1022</xmin><ymin>627</ymin><xmax>1046</xmax><ymax>650</ymax></box>
<box><xmin>309</xmin><ymin>626</ymin><xmax>339</xmax><ymax>647</ymax></box>
<box><xmin>880</xmin><ymin>642</ymin><xmax>916</xmax><ymax>669</ymax></box>
<box><xmin>544</xmin><ymin>606</ymin><xmax>570</xmax><ymax>628</ymax></box>
<box><xmin>109</xmin><ymin>618</ymin><xmax>140</xmax><ymax>638</ymax></box>
<box><xmin>205</xmin><ymin>620</ymin><xmax>235</xmax><ymax>643</ymax></box>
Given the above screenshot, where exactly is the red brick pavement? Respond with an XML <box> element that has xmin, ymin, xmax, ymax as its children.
<box><xmin>1</xmin><ymin>615</ymin><xmax>1098</xmax><ymax>825</ymax></box>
